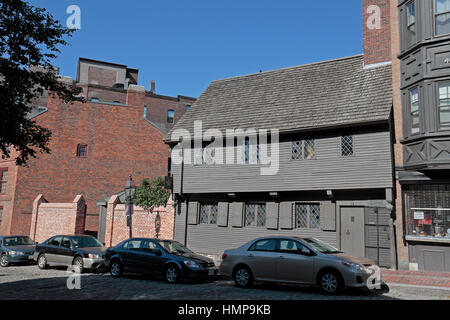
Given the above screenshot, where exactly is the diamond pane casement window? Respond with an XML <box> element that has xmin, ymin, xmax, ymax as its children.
<box><xmin>341</xmin><ymin>135</ymin><xmax>354</xmax><ymax>156</ymax></box>
<box><xmin>194</xmin><ymin>141</ymin><xmax>214</xmax><ymax>165</ymax></box>
<box><xmin>291</xmin><ymin>141</ymin><xmax>303</xmax><ymax>160</ymax></box>
<box><xmin>304</xmin><ymin>139</ymin><xmax>315</xmax><ymax>159</ymax></box>
<box><xmin>245</xmin><ymin>203</ymin><xmax>266</xmax><ymax>227</ymax></box>
<box><xmin>295</xmin><ymin>204</ymin><xmax>308</xmax><ymax>228</ymax></box>
<box><xmin>199</xmin><ymin>203</ymin><xmax>218</xmax><ymax>224</ymax></box>
<box><xmin>295</xmin><ymin>203</ymin><xmax>320</xmax><ymax>229</ymax></box>
<box><xmin>309</xmin><ymin>204</ymin><xmax>320</xmax><ymax>229</ymax></box>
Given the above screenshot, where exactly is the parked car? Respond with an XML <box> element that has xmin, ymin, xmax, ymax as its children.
<box><xmin>0</xmin><ymin>236</ymin><xmax>36</xmax><ymax>267</ymax></box>
<box><xmin>33</xmin><ymin>235</ymin><xmax>106</xmax><ymax>273</ymax></box>
<box><xmin>105</xmin><ymin>238</ymin><xmax>218</xmax><ymax>283</ymax></box>
<box><xmin>219</xmin><ymin>236</ymin><xmax>377</xmax><ymax>294</ymax></box>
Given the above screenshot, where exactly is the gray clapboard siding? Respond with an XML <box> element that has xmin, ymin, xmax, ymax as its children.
<box><xmin>266</xmin><ymin>202</ymin><xmax>279</xmax><ymax>230</ymax></box>
<box><xmin>172</xmin><ymin>131</ymin><xmax>393</xmax><ymax>194</ymax></box>
<box><xmin>186</xmin><ymin>224</ymin><xmax>338</xmax><ymax>256</ymax></box>
<box><xmin>217</xmin><ymin>202</ymin><xmax>229</xmax><ymax>227</ymax></box>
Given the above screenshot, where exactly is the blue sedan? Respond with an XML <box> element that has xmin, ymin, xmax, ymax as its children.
<box><xmin>0</xmin><ymin>236</ymin><xmax>36</xmax><ymax>267</ymax></box>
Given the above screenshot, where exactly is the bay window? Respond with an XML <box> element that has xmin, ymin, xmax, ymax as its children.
<box><xmin>438</xmin><ymin>81</ymin><xmax>450</xmax><ymax>129</ymax></box>
<box><xmin>410</xmin><ymin>88</ymin><xmax>420</xmax><ymax>134</ymax></box>
<box><xmin>407</xmin><ymin>2</ymin><xmax>416</xmax><ymax>45</ymax></box>
<box><xmin>435</xmin><ymin>0</ymin><xmax>450</xmax><ymax>36</ymax></box>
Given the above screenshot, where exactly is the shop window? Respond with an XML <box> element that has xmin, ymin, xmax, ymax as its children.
<box><xmin>0</xmin><ymin>169</ymin><xmax>8</xmax><ymax>194</ymax></box>
<box><xmin>199</xmin><ymin>203</ymin><xmax>218</xmax><ymax>224</ymax></box>
<box><xmin>435</xmin><ymin>0</ymin><xmax>450</xmax><ymax>36</ymax></box>
<box><xmin>245</xmin><ymin>203</ymin><xmax>266</xmax><ymax>227</ymax></box>
<box><xmin>295</xmin><ymin>203</ymin><xmax>320</xmax><ymax>229</ymax></box>
<box><xmin>405</xmin><ymin>184</ymin><xmax>450</xmax><ymax>239</ymax></box>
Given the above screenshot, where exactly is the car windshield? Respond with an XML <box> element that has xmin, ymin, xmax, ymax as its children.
<box><xmin>303</xmin><ymin>238</ymin><xmax>341</xmax><ymax>254</ymax></box>
<box><xmin>3</xmin><ymin>236</ymin><xmax>34</xmax><ymax>246</ymax></box>
<box><xmin>71</xmin><ymin>236</ymin><xmax>102</xmax><ymax>248</ymax></box>
<box><xmin>158</xmin><ymin>240</ymin><xmax>193</xmax><ymax>255</ymax></box>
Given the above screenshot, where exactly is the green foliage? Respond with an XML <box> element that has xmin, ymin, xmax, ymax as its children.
<box><xmin>0</xmin><ymin>0</ymin><xmax>85</xmax><ymax>166</ymax></box>
<box><xmin>134</xmin><ymin>177</ymin><xmax>170</xmax><ymax>213</ymax></box>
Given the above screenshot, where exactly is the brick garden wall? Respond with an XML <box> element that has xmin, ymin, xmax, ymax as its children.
<box><xmin>30</xmin><ymin>194</ymin><xmax>86</xmax><ymax>243</ymax></box>
<box><xmin>104</xmin><ymin>194</ymin><xmax>174</xmax><ymax>247</ymax></box>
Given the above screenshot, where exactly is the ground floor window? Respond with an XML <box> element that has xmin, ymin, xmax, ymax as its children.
<box><xmin>295</xmin><ymin>203</ymin><xmax>320</xmax><ymax>229</ymax></box>
<box><xmin>245</xmin><ymin>203</ymin><xmax>266</xmax><ymax>227</ymax></box>
<box><xmin>199</xmin><ymin>203</ymin><xmax>218</xmax><ymax>224</ymax></box>
<box><xmin>405</xmin><ymin>184</ymin><xmax>450</xmax><ymax>239</ymax></box>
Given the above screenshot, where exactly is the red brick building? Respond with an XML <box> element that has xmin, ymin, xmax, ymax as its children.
<box><xmin>0</xmin><ymin>58</ymin><xmax>195</xmax><ymax>237</ymax></box>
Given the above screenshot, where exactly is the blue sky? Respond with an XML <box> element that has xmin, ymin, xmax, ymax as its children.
<box><xmin>30</xmin><ymin>0</ymin><xmax>363</xmax><ymax>98</ymax></box>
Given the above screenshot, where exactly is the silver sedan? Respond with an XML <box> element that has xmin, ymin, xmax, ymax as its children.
<box><xmin>219</xmin><ymin>236</ymin><xmax>378</xmax><ymax>294</ymax></box>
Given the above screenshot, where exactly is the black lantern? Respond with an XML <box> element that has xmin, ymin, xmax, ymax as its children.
<box><xmin>125</xmin><ymin>175</ymin><xmax>136</xmax><ymax>239</ymax></box>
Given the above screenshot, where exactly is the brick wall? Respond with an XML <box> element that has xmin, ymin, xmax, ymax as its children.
<box><xmin>87</xmin><ymin>66</ymin><xmax>118</xmax><ymax>87</ymax></box>
<box><xmin>363</xmin><ymin>0</ymin><xmax>392</xmax><ymax>66</ymax></box>
<box><xmin>104</xmin><ymin>194</ymin><xmax>174</xmax><ymax>247</ymax></box>
<box><xmin>30</xmin><ymin>194</ymin><xmax>86</xmax><ymax>243</ymax></box>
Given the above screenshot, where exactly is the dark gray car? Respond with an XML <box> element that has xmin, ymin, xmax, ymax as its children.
<box><xmin>0</xmin><ymin>236</ymin><xmax>36</xmax><ymax>267</ymax></box>
<box><xmin>32</xmin><ymin>235</ymin><xmax>106</xmax><ymax>273</ymax></box>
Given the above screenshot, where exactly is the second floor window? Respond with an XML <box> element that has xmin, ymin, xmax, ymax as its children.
<box><xmin>245</xmin><ymin>203</ymin><xmax>266</xmax><ymax>227</ymax></box>
<box><xmin>76</xmin><ymin>144</ymin><xmax>88</xmax><ymax>157</ymax></box>
<box><xmin>410</xmin><ymin>88</ymin><xmax>420</xmax><ymax>134</ymax></box>
<box><xmin>407</xmin><ymin>2</ymin><xmax>416</xmax><ymax>45</ymax></box>
<box><xmin>435</xmin><ymin>0</ymin><xmax>450</xmax><ymax>36</ymax></box>
<box><xmin>199</xmin><ymin>203</ymin><xmax>218</xmax><ymax>224</ymax></box>
<box><xmin>242</xmin><ymin>137</ymin><xmax>260</xmax><ymax>164</ymax></box>
<box><xmin>438</xmin><ymin>82</ymin><xmax>450</xmax><ymax>129</ymax></box>
<box><xmin>0</xmin><ymin>170</ymin><xmax>7</xmax><ymax>194</ymax></box>
<box><xmin>194</xmin><ymin>141</ymin><xmax>215</xmax><ymax>165</ymax></box>
<box><xmin>292</xmin><ymin>139</ymin><xmax>315</xmax><ymax>160</ymax></box>
<box><xmin>167</xmin><ymin>109</ymin><xmax>175</xmax><ymax>123</ymax></box>
<box><xmin>341</xmin><ymin>135</ymin><xmax>354</xmax><ymax>156</ymax></box>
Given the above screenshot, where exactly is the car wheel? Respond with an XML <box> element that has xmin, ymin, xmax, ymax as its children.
<box><xmin>110</xmin><ymin>260</ymin><xmax>123</xmax><ymax>278</ymax></box>
<box><xmin>0</xmin><ymin>254</ymin><xmax>9</xmax><ymax>267</ymax></box>
<box><xmin>72</xmin><ymin>256</ymin><xmax>84</xmax><ymax>274</ymax></box>
<box><xmin>233</xmin><ymin>266</ymin><xmax>253</xmax><ymax>288</ymax></box>
<box><xmin>164</xmin><ymin>265</ymin><xmax>180</xmax><ymax>284</ymax></box>
<box><xmin>319</xmin><ymin>270</ymin><xmax>343</xmax><ymax>295</ymax></box>
<box><xmin>37</xmin><ymin>253</ymin><xmax>48</xmax><ymax>269</ymax></box>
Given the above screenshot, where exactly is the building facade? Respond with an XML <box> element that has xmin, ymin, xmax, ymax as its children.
<box><xmin>395</xmin><ymin>0</ymin><xmax>450</xmax><ymax>272</ymax></box>
<box><xmin>0</xmin><ymin>58</ymin><xmax>195</xmax><ymax>237</ymax></box>
<box><xmin>165</xmin><ymin>52</ymin><xmax>397</xmax><ymax>267</ymax></box>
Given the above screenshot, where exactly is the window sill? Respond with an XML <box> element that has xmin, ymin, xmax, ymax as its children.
<box><xmin>405</xmin><ymin>235</ymin><xmax>450</xmax><ymax>244</ymax></box>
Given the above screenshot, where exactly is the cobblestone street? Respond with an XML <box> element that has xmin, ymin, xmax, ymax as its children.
<box><xmin>0</xmin><ymin>265</ymin><xmax>449</xmax><ymax>300</ymax></box>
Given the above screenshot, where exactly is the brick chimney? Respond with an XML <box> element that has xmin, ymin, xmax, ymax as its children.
<box><xmin>363</xmin><ymin>0</ymin><xmax>392</xmax><ymax>67</ymax></box>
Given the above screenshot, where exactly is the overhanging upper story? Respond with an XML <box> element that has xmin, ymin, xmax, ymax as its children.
<box><xmin>164</xmin><ymin>55</ymin><xmax>394</xmax><ymax>195</ymax></box>
<box><xmin>398</xmin><ymin>0</ymin><xmax>450</xmax><ymax>170</ymax></box>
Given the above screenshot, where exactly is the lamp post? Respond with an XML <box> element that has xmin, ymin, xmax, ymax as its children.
<box><xmin>125</xmin><ymin>175</ymin><xmax>136</xmax><ymax>239</ymax></box>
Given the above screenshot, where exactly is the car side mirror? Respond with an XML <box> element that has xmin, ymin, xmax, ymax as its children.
<box><xmin>301</xmin><ymin>248</ymin><xmax>312</xmax><ymax>256</ymax></box>
<box><xmin>156</xmin><ymin>249</ymin><xmax>162</xmax><ymax>256</ymax></box>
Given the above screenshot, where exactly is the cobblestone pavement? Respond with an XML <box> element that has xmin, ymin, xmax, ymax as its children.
<box><xmin>0</xmin><ymin>265</ymin><xmax>449</xmax><ymax>300</ymax></box>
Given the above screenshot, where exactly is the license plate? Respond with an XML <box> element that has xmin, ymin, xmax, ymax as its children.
<box><xmin>208</xmin><ymin>269</ymin><xmax>215</xmax><ymax>276</ymax></box>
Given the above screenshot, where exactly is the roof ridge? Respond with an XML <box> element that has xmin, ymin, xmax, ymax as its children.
<box><xmin>211</xmin><ymin>54</ymin><xmax>364</xmax><ymax>83</ymax></box>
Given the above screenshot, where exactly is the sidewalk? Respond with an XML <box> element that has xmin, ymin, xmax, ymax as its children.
<box><xmin>381</xmin><ymin>269</ymin><xmax>450</xmax><ymax>289</ymax></box>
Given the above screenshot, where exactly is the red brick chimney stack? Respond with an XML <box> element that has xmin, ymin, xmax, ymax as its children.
<box><xmin>363</xmin><ymin>0</ymin><xmax>392</xmax><ymax>67</ymax></box>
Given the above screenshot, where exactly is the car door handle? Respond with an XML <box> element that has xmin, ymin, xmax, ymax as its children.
<box><xmin>279</xmin><ymin>256</ymin><xmax>284</xmax><ymax>259</ymax></box>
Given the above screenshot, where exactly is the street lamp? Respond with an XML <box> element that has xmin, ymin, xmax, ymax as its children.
<box><xmin>125</xmin><ymin>175</ymin><xmax>136</xmax><ymax>239</ymax></box>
